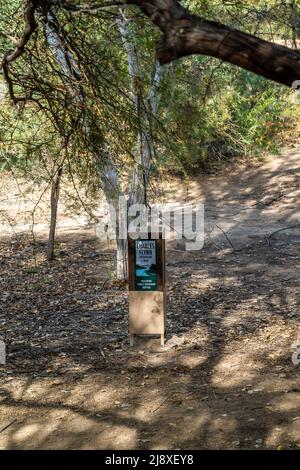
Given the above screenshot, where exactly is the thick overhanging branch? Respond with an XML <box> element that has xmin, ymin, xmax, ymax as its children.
<box><xmin>1</xmin><ymin>0</ymin><xmax>41</xmax><ymax>103</ymax></box>
<box><xmin>48</xmin><ymin>0</ymin><xmax>300</xmax><ymax>86</ymax></box>
<box><xmin>127</xmin><ymin>0</ymin><xmax>300</xmax><ymax>87</ymax></box>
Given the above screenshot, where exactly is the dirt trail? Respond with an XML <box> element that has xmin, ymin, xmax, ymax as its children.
<box><xmin>0</xmin><ymin>148</ymin><xmax>299</xmax><ymax>449</ymax></box>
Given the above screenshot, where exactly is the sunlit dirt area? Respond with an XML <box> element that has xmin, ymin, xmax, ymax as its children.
<box><xmin>0</xmin><ymin>148</ymin><xmax>299</xmax><ymax>449</ymax></box>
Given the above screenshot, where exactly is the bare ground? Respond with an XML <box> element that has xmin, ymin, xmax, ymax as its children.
<box><xmin>0</xmin><ymin>147</ymin><xmax>299</xmax><ymax>450</ymax></box>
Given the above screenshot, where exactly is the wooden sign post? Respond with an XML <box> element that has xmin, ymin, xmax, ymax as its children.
<box><xmin>128</xmin><ymin>231</ymin><xmax>166</xmax><ymax>346</ymax></box>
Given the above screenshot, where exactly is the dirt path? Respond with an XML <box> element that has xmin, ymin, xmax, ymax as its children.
<box><xmin>0</xmin><ymin>148</ymin><xmax>299</xmax><ymax>449</ymax></box>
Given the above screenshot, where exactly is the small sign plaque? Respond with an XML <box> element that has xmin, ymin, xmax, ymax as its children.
<box><xmin>135</xmin><ymin>240</ymin><xmax>157</xmax><ymax>291</ymax></box>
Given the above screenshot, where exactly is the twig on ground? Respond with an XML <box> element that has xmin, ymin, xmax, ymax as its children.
<box><xmin>266</xmin><ymin>223</ymin><xmax>300</xmax><ymax>240</ymax></box>
<box><xmin>101</xmin><ymin>278</ymin><xmax>110</xmax><ymax>288</ymax></box>
<box><xmin>152</xmin><ymin>391</ymin><xmax>193</xmax><ymax>413</ymax></box>
<box><xmin>152</xmin><ymin>392</ymin><xmax>180</xmax><ymax>413</ymax></box>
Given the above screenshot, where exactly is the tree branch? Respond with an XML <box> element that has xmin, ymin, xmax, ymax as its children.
<box><xmin>1</xmin><ymin>0</ymin><xmax>40</xmax><ymax>103</ymax></box>
<box><xmin>128</xmin><ymin>0</ymin><xmax>300</xmax><ymax>87</ymax></box>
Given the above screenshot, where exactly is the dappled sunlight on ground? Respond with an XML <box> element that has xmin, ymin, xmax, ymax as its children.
<box><xmin>0</xmin><ymin>149</ymin><xmax>299</xmax><ymax>449</ymax></box>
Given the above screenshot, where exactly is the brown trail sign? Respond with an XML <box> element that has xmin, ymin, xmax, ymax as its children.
<box><xmin>128</xmin><ymin>231</ymin><xmax>166</xmax><ymax>346</ymax></box>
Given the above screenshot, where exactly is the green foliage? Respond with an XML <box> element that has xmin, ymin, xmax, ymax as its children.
<box><xmin>159</xmin><ymin>56</ymin><xmax>299</xmax><ymax>173</ymax></box>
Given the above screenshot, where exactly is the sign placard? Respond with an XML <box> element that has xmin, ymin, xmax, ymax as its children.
<box><xmin>128</xmin><ymin>231</ymin><xmax>166</xmax><ymax>346</ymax></box>
<box><xmin>135</xmin><ymin>240</ymin><xmax>157</xmax><ymax>291</ymax></box>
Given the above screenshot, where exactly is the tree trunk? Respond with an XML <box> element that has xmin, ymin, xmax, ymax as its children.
<box><xmin>46</xmin><ymin>14</ymin><xmax>128</xmax><ymax>279</ymax></box>
<box><xmin>47</xmin><ymin>167</ymin><xmax>62</xmax><ymax>261</ymax></box>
